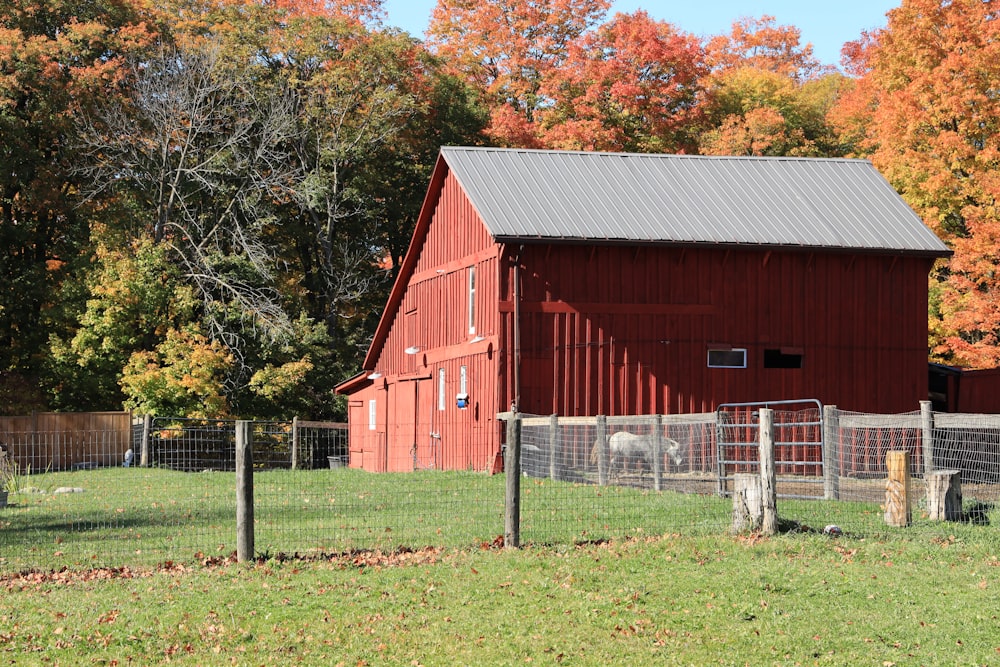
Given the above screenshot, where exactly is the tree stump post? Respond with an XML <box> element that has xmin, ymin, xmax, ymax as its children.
<box><xmin>732</xmin><ymin>473</ymin><xmax>762</xmax><ymax>533</ymax></box>
<box><xmin>926</xmin><ymin>469</ymin><xmax>962</xmax><ymax>521</ymax></box>
<box><xmin>884</xmin><ymin>450</ymin><xmax>911</xmax><ymax>527</ymax></box>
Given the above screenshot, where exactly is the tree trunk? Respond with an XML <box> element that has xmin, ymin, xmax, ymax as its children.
<box><xmin>732</xmin><ymin>473</ymin><xmax>762</xmax><ymax>533</ymax></box>
<box><xmin>926</xmin><ymin>469</ymin><xmax>962</xmax><ymax>521</ymax></box>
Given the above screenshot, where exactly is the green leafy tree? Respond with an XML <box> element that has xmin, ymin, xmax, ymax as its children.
<box><xmin>46</xmin><ymin>238</ymin><xmax>197</xmax><ymax>411</ymax></box>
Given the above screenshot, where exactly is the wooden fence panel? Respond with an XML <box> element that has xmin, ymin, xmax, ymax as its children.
<box><xmin>0</xmin><ymin>412</ymin><xmax>133</xmax><ymax>471</ymax></box>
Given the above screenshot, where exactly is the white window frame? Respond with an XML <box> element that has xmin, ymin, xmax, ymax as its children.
<box><xmin>460</xmin><ymin>365</ymin><xmax>468</xmax><ymax>395</ymax></box>
<box><xmin>438</xmin><ymin>368</ymin><xmax>446</xmax><ymax>411</ymax></box>
<box><xmin>707</xmin><ymin>348</ymin><xmax>747</xmax><ymax>369</ymax></box>
<box><xmin>468</xmin><ymin>266</ymin><xmax>476</xmax><ymax>335</ymax></box>
<box><xmin>368</xmin><ymin>399</ymin><xmax>377</xmax><ymax>430</ymax></box>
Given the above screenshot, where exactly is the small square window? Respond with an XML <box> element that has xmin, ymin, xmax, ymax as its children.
<box><xmin>708</xmin><ymin>348</ymin><xmax>747</xmax><ymax>368</ymax></box>
<box><xmin>764</xmin><ymin>348</ymin><xmax>803</xmax><ymax>369</ymax></box>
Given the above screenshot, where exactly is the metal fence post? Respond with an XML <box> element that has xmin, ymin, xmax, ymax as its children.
<box><xmin>823</xmin><ymin>405</ymin><xmax>840</xmax><ymax>500</ymax></box>
<box><xmin>652</xmin><ymin>414</ymin><xmax>663</xmax><ymax>492</ymax></box>
<box><xmin>548</xmin><ymin>413</ymin><xmax>558</xmax><ymax>481</ymax></box>
<box><xmin>236</xmin><ymin>420</ymin><xmax>254</xmax><ymax>562</ymax></box>
<box><xmin>596</xmin><ymin>415</ymin><xmax>608</xmax><ymax>486</ymax></box>
<box><xmin>504</xmin><ymin>413</ymin><xmax>522</xmax><ymax>548</ymax></box>
<box><xmin>291</xmin><ymin>416</ymin><xmax>299</xmax><ymax>471</ymax></box>
<box><xmin>141</xmin><ymin>414</ymin><xmax>152</xmax><ymax>468</ymax></box>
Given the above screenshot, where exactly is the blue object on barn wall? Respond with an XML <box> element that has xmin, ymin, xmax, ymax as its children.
<box><xmin>456</xmin><ymin>393</ymin><xmax>469</xmax><ymax>409</ymax></box>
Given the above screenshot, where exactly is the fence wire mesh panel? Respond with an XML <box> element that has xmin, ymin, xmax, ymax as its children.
<box><xmin>518</xmin><ymin>414</ymin><xmax>729</xmax><ymax>544</ymax></box>
<box><xmin>253</xmin><ymin>469</ymin><xmax>504</xmax><ymax>557</ymax></box>
<box><xmin>0</xmin><ymin>417</ymin><xmax>503</xmax><ymax>572</ymax></box>
<box><xmin>931</xmin><ymin>413</ymin><xmax>1000</xmax><ymax>494</ymax></box>
<box><xmin>9</xmin><ymin>406</ymin><xmax>1000</xmax><ymax>572</ymax></box>
<box><xmin>0</xmin><ymin>417</ymin><xmax>239</xmax><ymax>571</ymax></box>
<box><xmin>293</xmin><ymin>421</ymin><xmax>349</xmax><ymax>470</ymax></box>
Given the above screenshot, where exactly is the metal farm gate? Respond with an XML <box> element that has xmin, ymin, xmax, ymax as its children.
<box><xmin>716</xmin><ymin>399</ymin><xmax>825</xmax><ymax>499</ymax></box>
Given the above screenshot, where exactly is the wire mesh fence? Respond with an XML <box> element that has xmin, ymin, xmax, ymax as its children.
<box><xmin>4</xmin><ymin>404</ymin><xmax>1000</xmax><ymax>572</ymax></box>
<box><xmin>518</xmin><ymin>413</ymin><xmax>730</xmax><ymax>543</ymax></box>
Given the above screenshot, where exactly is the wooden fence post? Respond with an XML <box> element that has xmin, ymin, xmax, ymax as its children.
<box><xmin>291</xmin><ymin>416</ymin><xmax>299</xmax><ymax>471</ymax></box>
<box><xmin>884</xmin><ymin>450</ymin><xmax>911</xmax><ymax>527</ymax></box>
<box><xmin>596</xmin><ymin>415</ymin><xmax>608</xmax><ymax>486</ymax></box>
<box><xmin>548</xmin><ymin>414</ymin><xmax>558</xmax><ymax>481</ymax></box>
<box><xmin>236</xmin><ymin>420</ymin><xmax>255</xmax><ymax>561</ymax></box>
<box><xmin>504</xmin><ymin>413</ymin><xmax>522</xmax><ymax>549</ymax></box>
<box><xmin>920</xmin><ymin>400</ymin><xmax>934</xmax><ymax>475</ymax></box>
<box><xmin>140</xmin><ymin>414</ymin><xmax>152</xmax><ymax>468</ymax></box>
<box><xmin>823</xmin><ymin>405</ymin><xmax>840</xmax><ymax>500</ymax></box>
<box><xmin>758</xmin><ymin>408</ymin><xmax>778</xmax><ymax>536</ymax></box>
<box><xmin>652</xmin><ymin>414</ymin><xmax>663</xmax><ymax>492</ymax></box>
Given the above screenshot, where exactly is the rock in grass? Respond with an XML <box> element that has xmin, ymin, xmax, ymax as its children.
<box><xmin>53</xmin><ymin>487</ymin><xmax>85</xmax><ymax>494</ymax></box>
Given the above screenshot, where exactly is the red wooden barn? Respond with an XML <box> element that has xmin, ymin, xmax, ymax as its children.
<box><xmin>336</xmin><ymin>147</ymin><xmax>951</xmax><ymax>472</ymax></box>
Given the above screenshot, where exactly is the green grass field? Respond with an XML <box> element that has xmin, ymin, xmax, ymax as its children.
<box><xmin>3</xmin><ymin>468</ymin><xmax>1000</xmax><ymax>664</ymax></box>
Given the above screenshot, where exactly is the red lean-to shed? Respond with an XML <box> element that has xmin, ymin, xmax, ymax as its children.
<box><xmin>336</xmin><ymin>147</ymin><xmax>951</xmax><ymax>473</ymax></box>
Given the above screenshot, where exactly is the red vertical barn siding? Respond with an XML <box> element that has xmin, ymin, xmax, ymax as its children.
<box><xmin>502</xmin><ymin>244</ymin><xmax>932</xmax><ymax>418</ymax></box>
<box><xmin>345</xmin><ymin>171</ymin><xmax>504</xmax><ymax>471</ymax></box>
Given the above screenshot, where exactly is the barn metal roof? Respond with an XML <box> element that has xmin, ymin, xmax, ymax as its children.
<box><xmin>439</xmin><ymin>147</ymin><xmax>950</xmax><ymax>256</ymax></box>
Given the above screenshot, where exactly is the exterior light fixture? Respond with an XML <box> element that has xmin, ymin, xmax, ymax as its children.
<box><xmin>367</xmin><ymin>372</ymin><xmax>382</xmax><ymax>380</ymax></box>
<box><xmin>405</xmin><ymin>346</ymin><xmax>420</xmax><ymax>355</ymax></box>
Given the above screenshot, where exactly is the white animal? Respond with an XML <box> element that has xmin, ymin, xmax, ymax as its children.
<box><xmin>591</xmin><ymin>431</ymin><xmax>683</xmax><ymax>476</ymax></box>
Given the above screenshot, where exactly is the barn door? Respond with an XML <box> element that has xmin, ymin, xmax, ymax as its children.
<box><xmin>412</xmin><ymin>377</ymin><xmax>436</xmax><ymax>469</ymax></box>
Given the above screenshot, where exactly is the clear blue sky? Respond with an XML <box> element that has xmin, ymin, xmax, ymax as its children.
<box><xmin>383</xmin><ymin>0</ymin><xmax>901</xmax><ymax>68</ymax></box>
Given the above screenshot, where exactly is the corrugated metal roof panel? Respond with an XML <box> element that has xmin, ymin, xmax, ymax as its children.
<box><xmin>439</xmin><ymin>147</ymin><xmax>950</xmax><ymax>255</ymax></box>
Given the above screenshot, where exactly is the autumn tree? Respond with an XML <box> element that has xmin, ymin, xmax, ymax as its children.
<box><xmin>698</xmin><ymin>16</ymin><xmax>845</xmax><ymax>157</ymax></box>
<box><xmin>536</xmin><ymin>11</ymin><xmax>705</xmax><ymax>153</ymax></box>
<box><xmin>0</xmin><ymin>0</ymin><xmax>157</xmax><ymax>404</ymax></box>
<box><xmin>705</xmin><ymin>15</ymin><xmax>827</xmax><ymax>81</ymax></box>
<box><xmin>427</xmin><ymin>0</ymin><xmax>610</xmax><ymax>146</ymax></box>
<box><xmin>699</xmin><ymin>67</ymin><xmax>849</xmax><ymax>157</ymax></box>
<box><xmin>833</xmin><ymin>0</ymin><xmax>1000</xmax><ymax>367</ymax></box>
<box><xmin>46</xmin><ymin>239</ymin><xmax>198</xmax><ymax>411</ymax></box>
<box><xmin>75</xmin><ymin>40</ymin><xmax>298</xmax><ymax>343</ymax></box>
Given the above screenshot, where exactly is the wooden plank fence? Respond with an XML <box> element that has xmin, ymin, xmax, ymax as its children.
<box><xmin>0</xmin><ymin>412</ymin><xmax>133</xmax><ymax>471</ymax></box>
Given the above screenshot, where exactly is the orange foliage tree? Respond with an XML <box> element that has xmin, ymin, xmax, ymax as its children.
<box><xmin>833</xmin><ymin>0</ymin><xmax>1000</xmax><ymax>367</ymax></box>
<box><xmin>536</xmin><ymin>11</ymin><xmax>705</xmax><ymax>153</ymax></box>
<box><xmin>427</xmin><ymin>0</ymin><xmax>610</xmax><ymax>146</ymax></box>
<box><xmin>705</xmin><ymin>15</ymin><xmax>827</xmax><ymax>81</ymax></box>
